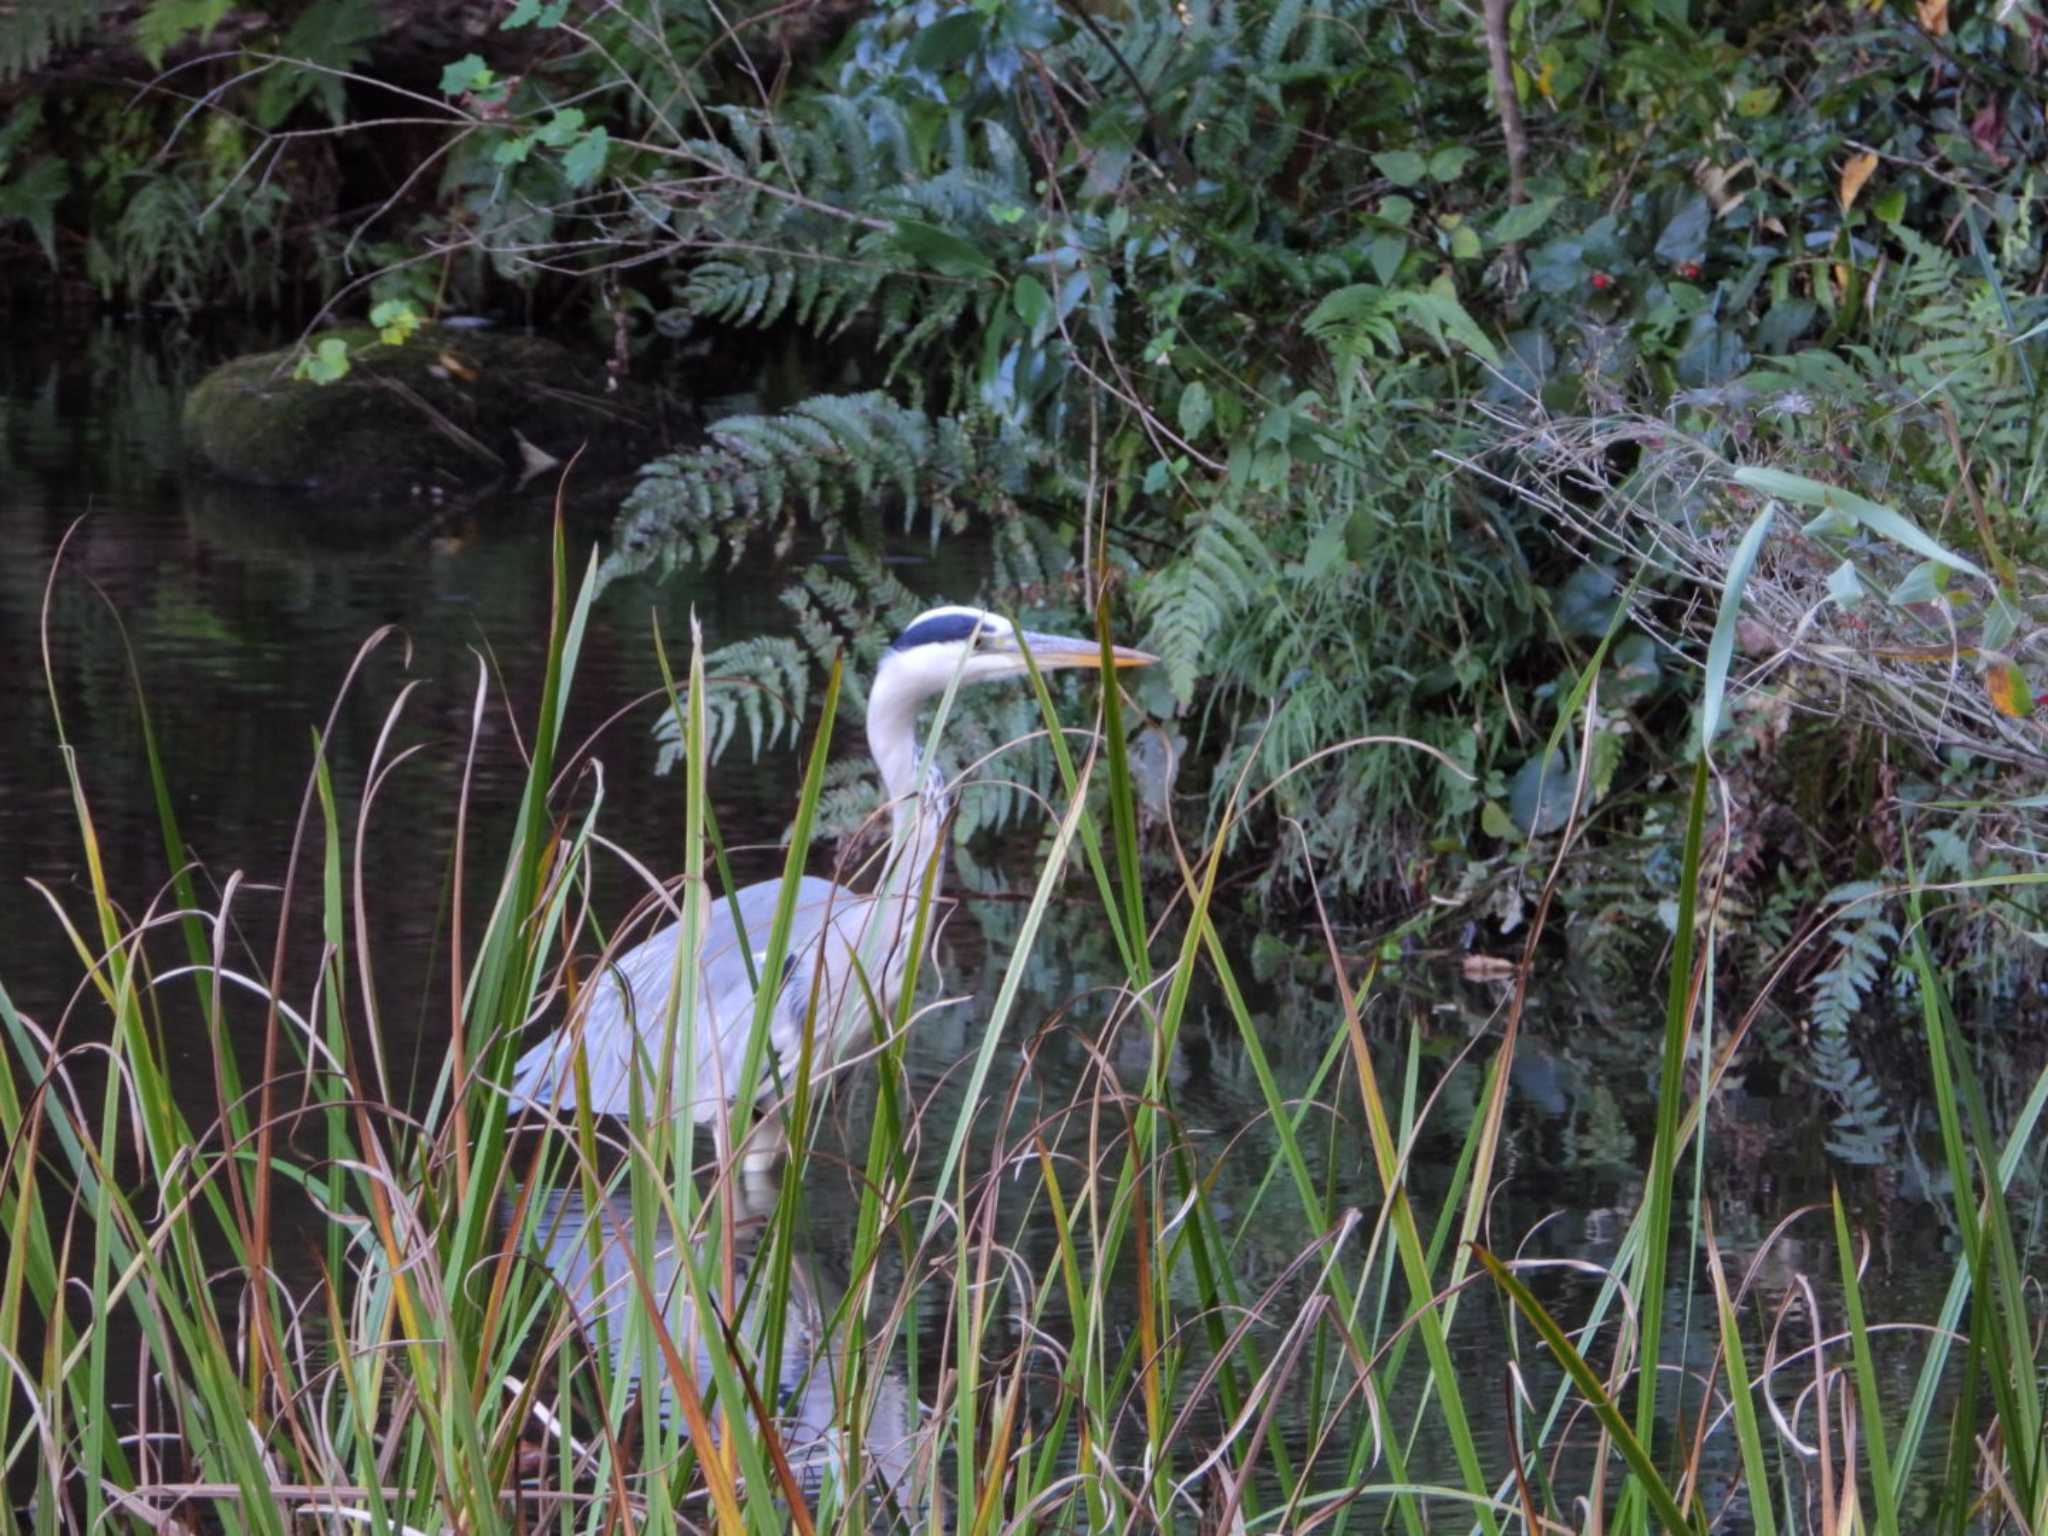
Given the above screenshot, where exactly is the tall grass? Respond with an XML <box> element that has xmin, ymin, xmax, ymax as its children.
<box><xmin>4</xmin><ymin>518</ymin><xmax>2046</xmax><ymax>1536</ymax></box>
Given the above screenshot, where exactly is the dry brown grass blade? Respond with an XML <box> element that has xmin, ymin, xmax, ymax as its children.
<box><xmin>1501</xmin><ymin>1369</ymin><xmax>1544</xmax><ymax>1534</ymax></box>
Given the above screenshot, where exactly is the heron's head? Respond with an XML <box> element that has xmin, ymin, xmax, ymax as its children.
<box><xmin>880</xmin><ymin>605</ymin><xmax>1156</xmax><ymax>697</ymax></box>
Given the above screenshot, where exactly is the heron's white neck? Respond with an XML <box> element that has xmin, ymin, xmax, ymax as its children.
<box><xmin>865</xmin><ymin>662</ymin><xmax>953</xmax><ymax>901</ymax></box>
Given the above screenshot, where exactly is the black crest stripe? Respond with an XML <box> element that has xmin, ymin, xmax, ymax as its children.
<box><xmin>892</xmin><ymin>613</ymin><xmax>985</xmax><ymax>651</ymax></box>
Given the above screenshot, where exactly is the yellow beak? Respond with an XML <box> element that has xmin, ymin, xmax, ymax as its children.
<box><xmin>1021</xmin><ymin>637</ymin><xmax>1159</xmax><ymax>670</ymax></box>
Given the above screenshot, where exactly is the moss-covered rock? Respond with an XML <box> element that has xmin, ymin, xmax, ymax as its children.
<box><xmin>181</xmin><ymin>327</ymin><xmax>662</xmax><ymax>506</ymax></box>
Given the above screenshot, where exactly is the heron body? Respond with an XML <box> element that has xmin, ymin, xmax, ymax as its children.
<box><xmin>504</xmin><ymin>606</ymin><xmax>1155</xmax><ymax>1141</ymax></box>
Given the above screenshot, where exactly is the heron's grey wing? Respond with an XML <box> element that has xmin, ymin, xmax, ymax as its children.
<box><xmin>708</xmin><ymin>876</ymin><xmax>854</xmax><ymax>1099</ymax></box>
<box><xmin>505</xmin><ymin>875</ymin><xmax>853</xmax><ymax>1121</ymax></box>
<box><xmin>802</xmin><ymin>887</ymin><xmax>920</xmax><ymax>1068</ymax></box>
<box><xmin>505</xmin><ymin>906</ymin><xmax>719</xmax><ymax>1117</ymax></box>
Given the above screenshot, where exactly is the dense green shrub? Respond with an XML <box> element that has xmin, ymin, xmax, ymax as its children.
<box><xmin>14</xmin><ymin>0</ymin><xmax>2048</xmax><ymax>942</ymax></box>
<box><xmin>360</xmin><ymin>0</ymin><xmax>2047</xmax><ymax>939</ymax></box>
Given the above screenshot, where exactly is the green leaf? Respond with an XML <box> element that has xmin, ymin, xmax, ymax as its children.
<box><xmin>998</xmin><ymin>1</ymin><xmax>1059</xmax><ymax>49</ymax></box>
<box><xmin>1701</xmin><ymin>506</ymin><xmax>1773</xmax><ymax>752</ymax></box>
<box><xmin>1480</xmin><ymin>799</ymin><xmax>1522</xmax><ymax>843</ymax></box>
<box><xmin>1344</xmin><ymin>507</ymin><xmax>1376</xmax><ymax>560</ymax></box>
<box><xmin>135</xmin><ymin>0</ymin><xmax>233</xmax><ymax>68</ymax></box>
<box><xmin>0</xmin><ymin>98</ymin><xmax>43</xmax><ymax>163</ymax></box>
<box><xmin>1873</xmin><ymin>188</ymin><xmax>1907</xmax><ymax>225</ymax></box>
<box><xmin>1798</xmin><ymin>505</ymin><xmax>1856</xmax><ymax>540</ymax></box>
<box><xmin>1450</xmin><ymin>222</ymin><xmax>1483</xmax><ymax>261</ymax></box>
<box><xmin>1734</xmin><ymin>84</ymin><xmax>1780</xmax><ymax>117</ymax></box>
<box><xmin>440</xmin><ymin>54</ymin><xmax>493</xmax><ymax>96</ymax></box>
<box><xmin>1754</xmin><ymin>299</ymin><xmax>1816</xmax><ymax>352</ymax></box>
<box><xmin>1427</xmin><ymin>145</ymin><xmax>1476</xmax><ymax>181</ymax></box>
<box><xmin>1011</xmin><ymin>273</ymin><xmax>1051</xmax><ymax>336</ymax></box>
<box><xmin>1527</xmin><ymin>235</ymin><xmax>1587</xmax><ymax>292</ymax></box>
<box><xmin>1887</xmin><ymin>559</ymin><xmax>1948</xmax><ymax>607</ymax></box>
<box><xmin>492</xmin><ymin>135</ymin><xmax>534</xmax><ymax>166</ymax></box>
<box><xmin>1490</xmin><ymin>194</ymin><xmax>1560</xmax><ymax>244</ymax></box>
<box><xmin>1055</xmin><ymin>270</ymin><xmax>1089</xmax><ymax>324</ymax></box>
<box><xmin>1675</xmin><ymin>315</ymin><xmax>1747</xmax><ymax>387</ymax></box>
<box><xmin>502</xmin><ymin>0</ymin><xmax>570</xmax><ymax>24</ymax></box>
<box><xmin>911</xmin><ymin>11</ymin><xmax>986</xmax><ymax>69</ymax></box>
<box><xmin>1373</xmin><ymin>150</ymin><xmax>1427</xmax><ymax>186</ymax></box>
<box><xmin>1395</xmin><ymin>284</ymin><xmax>1500</xmax><ymax>364</ymax></box>
<box><xmin>1826</xmin><ymin>559</ymin><xmax>1866</xmax><ymax>609</ymax></box>
<box><xmin>1304</xmin><ymin>285</ymin><xmax>1398</xmax><ymax>358</ymax></box>
<box><xmin>370</xmin><ymin>299</ymin><xmax>421</xmax><ymax>346</ymax></box>
<box><xmin>1554</xmin><ymin>564</ymin><xmax>1619</xmax><ymax>637</ymax></box>
<box><xmin>1981</xmin><ymin>591</ymin><xmax>2020</xmax><ymax>653</ymax></box>
<box><xmin>259</xmin><ymin>0</ymin><xmax>380</xmax><ymax>125</ymax></box>
<box><xmin>1177</xmin><ymin>380</ymin><xmax>1213</xmax><ymax>439</ymax></box>
<box><xmin>1472</xmin><ymin>1248</ymin><xmax>1698</xmax><ymax>1536</ymax></box>
<box><xmin>1733</xmin><ymin>466</ymin><xmax>1988</xmax><ymax>582</ymax></box>
<box><xmin>534</xmin><ymin>108</ymin><xmax>586</xmax><ymax>147</ymax></box>
<box><xmin>890</xmin><ymin>218</ymin><xmax>996</xmax><ymax>278</ymax></box>
<box><xmin>1509</xmin><ymin>750</ymin><xmax>1576</xmax><ymax>837</ymax></box>
<box><xmin>293</xmin><ymin>336</ymin><xmax>352</xmax><ymax>384</ymax></box>
<box><xmin>1652</xmin><ymin>193</ymin><xmax>1711</xmax><ymax>265</ymax></box>
<box><xmin>1588</xmin><ymin>728</ymin><xmax>1625</xmax><ymax>800</ymax></box>
<box><xmin>1368</xmin><ymin>233</ymin><xmax>1406</xmax><ymax>285</ymax></box>
<box><xmin>1299</xmin><ymin>513</ymin><xmax>1348</xmax><ymax>579</ymax></box>
<box><xmin>562</xmin><ymin>126</ymin><xmax>610</xmax><ymax>187</ymax></box>
<box><xmin>1985</xmin><ymin>657</ymin><xmax>2033</xmax><ymax>718</ymax></box>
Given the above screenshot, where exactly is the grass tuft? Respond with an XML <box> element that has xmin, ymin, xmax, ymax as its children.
<box><xmin>5</xmin><ymin>529</ymin><xmax>2047</xmax><ymax>1536</ymax></box>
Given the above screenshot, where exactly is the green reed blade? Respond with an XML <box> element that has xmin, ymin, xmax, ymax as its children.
<box><xmin>1830</xmin><ymin>1184</ymin><xmax>1900</xmax><ymax>1536</ymax></box>
<box><xmin>1475</xmin><ymin>1246</ymin><xmax>1697</xmax><ymax>1536</ymax></box>
<box><xmin>1703</xmin><ymin>1222</ymin><xmax>1777</xmax><ymax>1536</ymax></box>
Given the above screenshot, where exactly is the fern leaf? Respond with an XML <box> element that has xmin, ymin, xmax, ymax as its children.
<box><xmin>1258</xmin><ymin>0</ymin><xmax>1307</xmax><ymax>66</ymax></box>
<box><xmin>607</xmin><ymin>392</ymin><xmax>1039</xmax><ymax>586</ymax></box>
<box><xmin>650</xmin><ymin>635</ymin><xmax>812</xmax><ymax>773</ymax></box>
<box><xmin>1304</xmin><ymin>284</ymin><xmax>1402</xmax><ymax>359</ymax></box>
<box><xmin>1140</xmin><ymin>502</ymin><xmax>1275</xmax><ymax>701</ymax></box>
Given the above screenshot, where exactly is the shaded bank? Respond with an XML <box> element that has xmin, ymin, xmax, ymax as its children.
<box><xmin>181</xmin><ymin>326</ymin><xmax>668</xmax><ymax>524</ymax></box>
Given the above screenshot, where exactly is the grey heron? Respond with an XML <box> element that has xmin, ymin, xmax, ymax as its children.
<box><xmin>505</xmin><ymin>605</ymin><xmax>1155</xmax><ymax>1156</ymax></box>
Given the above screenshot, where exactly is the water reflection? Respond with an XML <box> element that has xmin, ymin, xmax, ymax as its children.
<box><xmin>523</xmin><ymin>1177</ymin><xmax>930</xmax><ymax>1526</ymax></box>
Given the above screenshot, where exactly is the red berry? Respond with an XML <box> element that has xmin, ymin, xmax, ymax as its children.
<box><xmin>1677</xmin><ymin>261</ymin><xmax>1701</xmax><ymax>279</ymax></box>
<box><xmin>1590</xmin><ymin>271</ymin><xmax>1613</xmax><ymax>290</ymax></box>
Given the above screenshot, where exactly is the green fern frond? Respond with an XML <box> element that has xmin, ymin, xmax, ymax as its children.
<box><xmin>1802</xmin><ymin>885</ymin><xmax>1903</xmax><ymax>1166</ymax></box>
<box><xmin>684</xmin><ymin>260</ymin><xmax>786</xmax><ymax>328</ymax></box>
<box><xmin>0</xmin><ymin>153</ymin><xmax>67</xmax><ymax>265</ymax></box>
<box><xmin>0</xmin><ymin>0</ymin><xmax>117</xmax><ymax>79</ymax></box>
<box><xmin>809</xmin><ymin>756</ymin><xmax>893</xmax><ymax>850</ymax></box>
<box><xmin>1303</xmin><ymin>285</ymin><xmax>1404</xmax><ymax>359</ymax></box>
<box><xmin>664</xmin><ymin>89</ymin><xmax>1007</xmax><ymax>363</ymax></box>
<box><xmin>1258</xmin><ymin>0</ymin><xmax>1308</xmax><ymax>67</ymax></box>
<box><xmin>892</xmin><ymin>167</ymin><xmax>1021</xmax><ymax>225</ymax></box>
<box><xmin>1140</xmin><ymin>502</ymin><xmax>1276</xmax><ymax>701</ymax></box>
<box><xmin>650</xmin><ymin>634</ymin><xmax>813</xmax><ymax>772</ymax></box>
<box><xmin>607</xmin><ymin>392</ymin><xmax>1032</xmax><ymax>585</ymax></box>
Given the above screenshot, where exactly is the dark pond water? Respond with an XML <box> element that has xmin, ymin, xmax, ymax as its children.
<box><xmin>0</xmin><ymin>320</ymin><xmax>2002</xmax><ymax>1519</ymax></box>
